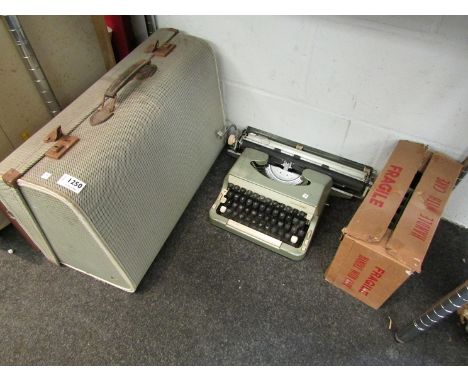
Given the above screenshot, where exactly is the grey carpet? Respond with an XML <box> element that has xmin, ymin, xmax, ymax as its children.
<box><xmin>0</xmin><ymin>151</ymin><xmax>467</xmax><ymax>365</ymax></box>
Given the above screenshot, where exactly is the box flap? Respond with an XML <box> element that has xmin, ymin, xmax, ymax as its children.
<box><xmin>386</xmin><ymin>152</ymin><xmax>462</xmax><ymax>272</ymax></box>
<box><xmin>325</xmin><ymin>233</ymin><xmax>411</xmax><ymax>309</ymax></box>
<box><xmin>345</xmin><ymin>140</ymin><xmax>428</xmax><ymax>243</ymax></box>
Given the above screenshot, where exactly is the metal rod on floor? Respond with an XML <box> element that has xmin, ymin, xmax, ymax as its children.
<box><xmin>394</xmin><ymin>280</ymin><xmax>468</xmax><ymax>343</ymax></box>
<box><xmin>4</xmin><ymin>15</ymin><xmax>61</xmax><ymax>117</ymax></box>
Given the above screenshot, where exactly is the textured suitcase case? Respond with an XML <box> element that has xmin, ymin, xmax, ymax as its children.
<box><xmin>0</xmin><ymin>28</ymin><xmax>225</xmax><ymax>291</ymax></box>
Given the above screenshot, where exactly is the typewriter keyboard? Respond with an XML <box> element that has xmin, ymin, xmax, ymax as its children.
<box><xmin>216</xmin><ymin>183</ymin><xmax>310</xmax><ymax>248</ymax></box>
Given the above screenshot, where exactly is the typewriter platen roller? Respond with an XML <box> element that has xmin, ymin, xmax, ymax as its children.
<box><xmin>228</xmin><ymin>126</ymin><xmax>376</xmax><ymax>199</ymax></box>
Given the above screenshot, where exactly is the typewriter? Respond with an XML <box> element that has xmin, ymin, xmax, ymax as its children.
<box><xmin>209</xmin><ymin>127</ymin><xmax>376</xmax><ymax>260</ymax></box>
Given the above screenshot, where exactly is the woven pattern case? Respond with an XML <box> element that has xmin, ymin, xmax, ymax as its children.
<box><xmin>0</xmin><ymin>29</ymin><xmax>225</xmax><ymax>291</ymax></box>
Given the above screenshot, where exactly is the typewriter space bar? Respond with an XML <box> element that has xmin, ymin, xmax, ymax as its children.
<box><xmin>227</xmin><ymin>220</ymin><xmax>282</xmax><ymax>248</ymax></box>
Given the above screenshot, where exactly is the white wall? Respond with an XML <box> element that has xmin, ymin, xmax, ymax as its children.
<box><xmin>157</xmin><ymin>16</ymin><xmax>468</xmax><ymax>227</ymax></box>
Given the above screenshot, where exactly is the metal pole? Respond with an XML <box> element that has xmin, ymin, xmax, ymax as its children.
<box><xmin>394</xmin><ymin>280</ymin><xmax>468</xmax><ymax>343</ymax></box>
<box><xmin>456</xmin><ymin>156</ymin><xmax>467</xmax><ymax>185</ymax></box>
<box><xmin>4</xmin><ymin>16</ymin><xmax>61</xmax><ymax>117</ymax></box>
<box><xmin>144</xmin><ymin>16</ymin><xmax>158</xmax><ymax>36</ymax></box>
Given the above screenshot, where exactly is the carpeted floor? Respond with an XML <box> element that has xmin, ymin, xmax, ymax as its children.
<box><xmin>0</xmin><ymin>151</ymin><xmax>467</xmax><ymax>365</ymax></box>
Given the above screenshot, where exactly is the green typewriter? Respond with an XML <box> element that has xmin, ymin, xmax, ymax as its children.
<box><xmin>209</xmin><ymin>127</ymin><xmax>376</xmax><ymax>260</ymax></box>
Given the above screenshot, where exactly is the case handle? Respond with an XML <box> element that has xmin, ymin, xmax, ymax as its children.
<box><xmin>90</xmin><ymin>58</ymin><xmax>157</xmax><ymax>126</ymax></box>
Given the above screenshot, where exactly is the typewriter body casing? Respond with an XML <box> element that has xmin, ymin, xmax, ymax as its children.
<box><xmin>209</xmin><ymin>148</ymin><xmax>332</xmax><ymax>260</ymax></box>
<box><xmin>0</xmin><ymin>29</ymin><xmax>225</xmax><ymax>291</ymax></box>
<box><xmin>209</xmin><ymin>127</ymin><xmax>375</xmax><ymax>260</ymax></box>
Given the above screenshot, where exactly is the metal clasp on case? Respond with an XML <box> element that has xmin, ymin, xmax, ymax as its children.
<box><xmin>145</xmin><ymin>28</ymin><xmax>179</xmax><ymax>57</ymax></box>
<box><xmin>43</xmin><ymin>126</ymin><xmax>79</xmax><ymax>160</ymax></box>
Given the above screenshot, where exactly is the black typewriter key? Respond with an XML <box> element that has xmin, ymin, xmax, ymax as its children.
<box><xmin>252</xmin><ymin>201</ymin><xmax>259</xmax><ymax>209</ymax></box>
<box><xmin>265</xmin><ymin>198</ymin><xmax>271</xmax><ymax>205</ymax></box>
<box><xmin>272</xmin><ymin>209</ymin><xmax>279</xmax><ymax>217</ymax></box>
<box><xmin>298</xmin><ymin>211</ymin><xmax>306</xmax><ymax>218</ymax></box>
<box><xmin>298</xmin><ymin>229</ymin><xmax>306</xmax><ymax>238</ymax></box>
<box><xmin>245</xmin><ymin>215</ymin><xmax>251</xmax><ymax>222</ymax></box>
<box><xmin>265</xmin><ymin>206</ymin><xmax>272</xmax><ymax>214</ymax></box>
<box><xmin>232</xmin><ymin>210</ymin><xmax>238</xmax><ymax>218</ymax></box>
<box><xmin>259</xmin><ymin>195</ymin><xmax>265</xmax><ymax>202</ymax></box>
<box><xmin>257</xmin><ymin>212</ymin><xmax>264</xmax><ymax>220</ymax></box>
<box><xmin>277</xmin><ymin>228</ymin><xmax>284</xmax><ymax>238</ymax></box>
<box><xmin>285</xmin><ymin>206</ymin><xmax>292</xmax><ymax>214</ymax></box>
<box><xmin>226</xmin><ymin>190</ymin><xmax>234</xmax><ymax>198</ymax></box>
<box><xmin>277</xmin><ymin>220</ymin><xmax>284</xmax><ymax>228</ymax></box>
<box><xmin>298</xmin><ymin>220</ymin><xmax>306</xmax><ymax>228</ymax></box>
<box><xmin>284</xmin><ymin>232</ymin><xmax>291</xmax><ymax>241</ymax></box>
<box><xmin>258</xmin><ymin>221</ymin><xmax>264</xmax><ymax>229</ymax></box>
<box><xmin>292</xmin><ymin>216</ymin><xmax>299</xmax><ymax>225</ymax></box>
<box><xmin>285</xmin><ymin>214</ymin><xmax>292</xmax><ymax>222</ymax></box>
<box><xmin>240</xmin><ymin>187</ymin><xmax>246</xmax><ymax>193</ymax></box>
<box><xmin>278</xmin><ymin>211</ymin><xmax>286</xmax><ymax>220</ymax></box>
<box><xmin>226</xmin><ymin>199</ymin><xmax>233</xmax><ymax>206</ymax></box>
<box><xmin>270</xmin><ymin>218</ymin><xmax>277</xmax><ymax>225</ymax></box>
<box><xmin>233</xmin><ymin>185</ymin><xmax>240</xmax><ymax>192</ymax></box>
<box><xmin>271</xmin><ymin>226</ymin><xmax>278</xmax><ymax>234</ymax></box>
<box><xmin>250</xmin><ymin>210</ymin><xmax>257</xmax><ymax>217</ymax></box>
<box><xmin>264</xmin><ymin>224</ymin><xmax>271</xmax><ymax>231</ymax></box>
<box><xmin>239</xmin><ymin>195</ymin><xmax>246</xmax><ymax>203</ymax></box>
<box><xmin>228</xmin><ymin>183</ymin><xmax>233</xmax><ymax>188</ymax></box>
<box><xmin>258</xmin><ymin>204</ymin><xmax>266</xmax><ymax>212</ymax></box>
<box><xmin>284</xmin><ymin>223</ymin><xmax>291</xmax><ymax>232</ymax></box>
<box><xmin>278</xmin><ymin>203</ymin><xmax>285</xmax><ymax>210</ymax></box>
<box><xmin>238</xmin><ymin>213</ymin><xmax>245</xmax><ymax>220</ymax></box>
<box><xmin>246</xmin><ymin>198</ymin><xmax>253</xmax><ymax>206</ymax></box>
<box><xmin>226</xmin><ymin>208</ymin><xmax>233</xmax><ymax>215</ymax></box>
<box><xmin>290</xmin><ymin>225</ymin><xmax>298</xmax><ymax>235</ymax></box>
<box><xmin>244</xmin><ymin>207</ymin><xmax>250</xmax><ymax>214</ymax></box>
<box><xmin>233</xmin><ymin>193</ymin><xmax>240</xmax><ymax>201</ymax></box>
<box><xmin>251</xmin><ymin>219</ymin><xmax>257</xmax><ymax>225</ymax></box>
<box><xmin>232</xmin><ymin>202</ymin><xmax>238</xmax><ymax>209</ymax></box>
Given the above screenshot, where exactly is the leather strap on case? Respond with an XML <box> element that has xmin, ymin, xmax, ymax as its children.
<box><xmin>90</xmin><ymin>58</ymin><xmax>157</xmax><ymax>126</ymax></box>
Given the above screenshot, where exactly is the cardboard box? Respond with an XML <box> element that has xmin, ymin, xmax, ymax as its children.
<box><xmin>325</xmin><ymin>140</ymin><xmax>463</xmax><ymax>309</ymax></box>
